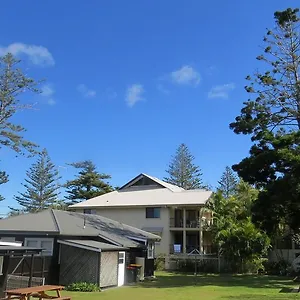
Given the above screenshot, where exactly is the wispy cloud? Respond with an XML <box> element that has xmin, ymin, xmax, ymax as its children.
<box><xmin>208</xmin><ymin>83</ymin><xmax>236</xmax><ymax>99</ymax></box>
<box><xmin>0</xmin><ymin>43</ymin><xmax>55</xmax><ymax>66</ymax></box>
<box><xmin>41</xmin><ymin>84</ymin><xmax>56</xmax><ymax>105</ymax></box>
<box><xmin>77</xmin><ymin>84</ymin><xmax>96</xmax><ymax>98</ymax></box>
<box><xmin>171</xmin><ymin>65</ymin><xmax>201</xmax><ymax>86</ymax></box>
<box><xmin>126</xmin><ymin>84</ymin><xmax>144</xmax><ymax>107</ymax></box>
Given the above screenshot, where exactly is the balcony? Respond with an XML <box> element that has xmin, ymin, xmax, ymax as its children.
<box><xmin>170</xmin><ymin>217</ymin><xmax>212</xmax><ymax>229</ymax></box>
<box><xmin>169</xmin><ymin>244</ymin><xmax>216</xmax><ymax>255</ymax></box>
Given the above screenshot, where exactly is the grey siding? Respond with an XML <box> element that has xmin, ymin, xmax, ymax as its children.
<box><xmin>59</xmin><ymin>244</ymin><xmax>99</xmax><ymax>285</ymax></box>
<box><xmin>99</xmin><ymin>252</ymin><xmax>118</xmax><ymax>288</ymax></box>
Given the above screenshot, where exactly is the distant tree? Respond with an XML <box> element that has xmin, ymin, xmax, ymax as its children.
<box><xmin>64</xmin><ymin>160</ymin><xmax>113</xmax><ymax>204</ymax></box>
<box><xmin>11</xmin><ymin>149</ymin><xmax>61</xmax><ymax>213</ymax></box>
<box><xmin>0</xmin><ymin>171</ymin><xmax>9</xmax><ymax>201</ymax></box>
<box><xmin>164</xmin><ymin>143</ymin><xmax>206</xmax><ymax>189</ymax></box>
<box><xmin>0</xmin><ymin>53</ymin><xmax>41</xmax><ymax>200</ymax></box>
<box><xmin>229</xmin><ymin>8</ymin><xmax>300</xmax><ymax>235</ymax></box>
<box><xmin>217</xmin><ymin>166</ymin><xmax>239</xmax><ymax>198</ymax></box>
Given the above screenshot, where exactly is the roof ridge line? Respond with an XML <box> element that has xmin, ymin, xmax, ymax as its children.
<box><xmin>50</xmin><ymin>209</ymin><xmax>61</xmax><ymax>233</ymax></box>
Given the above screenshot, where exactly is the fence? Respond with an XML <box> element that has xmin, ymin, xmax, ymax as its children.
<box><xmin>6</xmin><ymin>275</ymin><xmax>45</xmax><ymax>290</ymax></box>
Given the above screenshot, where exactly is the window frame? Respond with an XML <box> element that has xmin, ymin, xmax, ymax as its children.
<box><xmin>24</xmin><ymin>238</ymin><xmax>54</xmax><ymax>256</ymax></box>
<box><xmin>147</xmin><ymin>242</ymin><xmax>155</xmax><ymax>259</ymax></box>
<box><xmin>146</xmin><ymin>207</ymin><xmax>161</xmax><ymax>219</ymax></box>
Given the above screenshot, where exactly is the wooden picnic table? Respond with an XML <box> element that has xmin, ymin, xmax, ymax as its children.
<box><xmin>4</xmin><ymin>285</ymin><xmax>69</xmax><ymax>300</ymax></box>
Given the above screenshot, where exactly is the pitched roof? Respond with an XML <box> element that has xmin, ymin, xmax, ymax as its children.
<box><xmin>71</xmin><ymin>187</ymin><xmax>212</xmax><ymax>208</ymax></box>
<box><xmin>120</xmin><ymin>173</ymin><xmax>184</xmax><ymax>192</ymax></box>
<box><xmin>0</xmin><ymin>210</ymin><xmax>160</xmax><ymax>248</ymax></box>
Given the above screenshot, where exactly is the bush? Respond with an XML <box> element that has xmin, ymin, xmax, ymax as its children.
<box><xmin>154</xmin><ymin>255</ymin><xmax>165</xmax><ymax>271</ymax></box>
<box><xmin>263</xmin><ymin>260</ymin><xmax>292</xmax><ymax>276</ymax></box>
<box><xmin>66</xmin><ymin>282</ymin><xmax>101</xmax><ymax>292</ymax></box>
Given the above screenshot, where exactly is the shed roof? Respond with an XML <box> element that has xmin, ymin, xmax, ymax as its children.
<box><xmin>0</xmin><ymin>246</ymin><xmax>42</xmax><ymax>255</ymax></box>
<box><xmin>0</xmin><ymin>210</ymin><xmax>160</xmax><ymax>248</ymax></box>
<box><xmin>58</xmin><ymin>239</ymin><xmax>127</xmax><ymax>252</ymax></box>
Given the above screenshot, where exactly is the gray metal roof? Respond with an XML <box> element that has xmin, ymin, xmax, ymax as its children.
<box><xmin>0</xmin><ymin>210</ymin><xmax>160</xmax><ymax>249</ymax></box>
<box><xmin>58</xmin><ymin>240</ymin><xmax>127</xmax><ymax>252</ymax></box>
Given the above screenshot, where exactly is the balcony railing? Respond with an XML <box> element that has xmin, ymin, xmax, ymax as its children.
<box><xmin>169</xmin><ymin>244</ymin><xmax>216</xmax><ymax>255</ymax></box>
<box><xmin>170</xmin><ymin>218</ymin><xmax>212</xmax><ymax>229</ymax></box>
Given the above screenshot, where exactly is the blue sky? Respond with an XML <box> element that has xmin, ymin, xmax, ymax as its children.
<box><xmin>0</xmin><ymin>0</ymin><xmax>297</xmax><ymax>215</ymax></box>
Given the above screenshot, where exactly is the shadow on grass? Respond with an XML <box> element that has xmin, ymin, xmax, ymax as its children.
<box><xmin>137</xmin><ymin>272</ymin><xmax>297</xmax><ymax>290</ymax></box>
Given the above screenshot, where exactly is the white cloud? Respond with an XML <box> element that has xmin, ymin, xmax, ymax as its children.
<box><xmin>171</xmin><ymin>65</ymin><xmax>201</xmax><ymax>86</ymax></box>
<box><xmin>40</xmin><ymin>84</ymin><xmax>56</xmax><ymax>105</ymax></box>
<box><xmin>41</xmin><ymin>84</ymin><xmax>54</xmax><ymax>97</ymax></box>
<box><xmin>126</xmin><ymin>84</ymin><xmax>144</xmax><ymax>107</ymax></box>
<box><xmin>208</xmin><ymin>83</ymin><xmax>236</xmax><ymax>99</ymax></box>
<box><xmin>77</xmin><ymin>84</ymin><xmax>96</xmax><ymax>98</ymax></box>
<box><xmin>0</xmin><ymin>43</ymin><xmax>55</xmax><ymax>66</ymax></box>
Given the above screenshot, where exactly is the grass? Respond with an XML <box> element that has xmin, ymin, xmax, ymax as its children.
<box><xmin>60</xmin><ymin>272</ymin><xmax>300</xmax><ymax>300</ymax></box>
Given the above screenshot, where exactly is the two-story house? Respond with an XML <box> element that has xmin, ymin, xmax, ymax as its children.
<box><xmin>70</xmin><ymin>173</ymin><xmax>214</xmax><ymax>268</ymax></box>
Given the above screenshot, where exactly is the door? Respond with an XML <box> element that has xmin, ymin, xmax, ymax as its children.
<box><xmin>118</xmin><ymin>252</ymin><xmax>125</xmax><ymax>287</ymax></box>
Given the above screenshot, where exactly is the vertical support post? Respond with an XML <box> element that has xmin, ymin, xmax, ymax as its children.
<box><xmin>183</xmin><ymin>208</ymin><xmax>186</xmax><ymax>229</ymax></box>
<box><xmin>28</xmin><ymin>254</ymin><xmax>34</xmax><ymax>287</ymax></box>
<box><xmin>41</xmin><ymin>256</ymin><xmax>45</xmax><ymax>279</ymax></box>
<box><xmin>183</xmin><ymin>231</ymin><xmax>186</xmax><ymax>254</ymax></box>
<box><xmin>183</xmin><ymin>208</ymin><xmax>187</xmax><ymax>254</ymax></box>
<box><xmin>199</xmin><ymin>208</ymin><xmax>203</xmax><ymax>253</ymax></box>
<box><xmin>0</xmin><ymin>256</ymin><xmax>10</xmax><ymax>297</ymax></box>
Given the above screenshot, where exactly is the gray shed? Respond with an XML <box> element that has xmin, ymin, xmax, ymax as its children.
<box><xmin>58</xmin><ymin>240</ymin><xmax>128</xmax><ymax>288</ymax></box>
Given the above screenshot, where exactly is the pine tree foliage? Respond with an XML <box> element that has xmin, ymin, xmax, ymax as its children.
<box><xmin>0</xmin><ymin>53</ymin><xmax>41</xmax><ymax>200</ymax></box>
<box><xmin>164</xmin><ymin>143</ymin><xmax>206</xmax><ymax>189</ymax></box>
<box><xmin>64</xmin><ymin>160</ymin><xmax>113</xmax><ymax>204</ymax></box>
<box><xmin>0</xmin><ymin>171</ymin><xmax>8</xmax><ymax>201</ymax></box>
<box><xmin>217</xmin><ymin>166</ymin><xmax>239</xmax><ymax>198</ymax></box>
<box><xmin>229</xmin><ymin>8</ymin><xmax>300</xmax><ymax>235</ymax></box>
<box><xmin>0</xmin><ymin>53</ymin><xmax>39</xmax><ymax>155</ymax></box>
<box><xmin>12</xmin><ymin>149</ymin><xmax>61</xmax><ymax>212</ymax></box>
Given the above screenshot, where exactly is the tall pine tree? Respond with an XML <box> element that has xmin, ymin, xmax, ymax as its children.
<box><xmin>217</xmin><ymin>166</ymin><xmax>238</xmax><ymax>198</ymax></box>
<box><xmin>164</xmin><ymin>143</ymin><xmax>206</xmax><ymax>189</ymax></box>
<box><xmin>64</xmin><ymin>160</ymin><xmax>113</xmax><ymax>204</ymax></box>
<box><xmin>12</xmin><ymin>149</ymin><xmax>61</xmax><ymax>213</ymax></box>
<box><xmin>0</xmin><ymin>53</ymin><xmax>41</xmax><ymax>201</ymax></box>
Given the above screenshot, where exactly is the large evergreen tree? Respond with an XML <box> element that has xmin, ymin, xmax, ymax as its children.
<box><xmin>64</xmin><ymin>160</ymin><xmax>113</xmax><ymax>204</ymax></box>
<box><xmin>164</xmin><ymin>143</ymin><xmax>206</xmax><ymax>189</ymax></box>
<box><xmin>12</xmin><ymin>149</ymin><xmax>61</xmax><ymax>213</ymax></box>
<box><xmin>230</xmin><ymin>8</ymin><xmax>300</xmax><ymax>235</ymax></box>
<box><xmin>0</xmin><ymin>53</ymin><xmax>40</xmax><ymax>200</ymax></box>
<box><xmin>217</xmin><ymin>166</ymin><xmax>238</xmax><ymax>198</ymax></box>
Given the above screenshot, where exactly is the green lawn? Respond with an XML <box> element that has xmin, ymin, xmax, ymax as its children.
<box><xmin>62</xmin><ymin>272</ymin><xmax>300</xmax><ymax>300</ymax></box>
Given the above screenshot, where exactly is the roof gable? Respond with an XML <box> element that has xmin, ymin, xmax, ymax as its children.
<box><xmin>119</xmin><ymin>173</ymin><xmax>184</xmax><ymax>192</ymax></box>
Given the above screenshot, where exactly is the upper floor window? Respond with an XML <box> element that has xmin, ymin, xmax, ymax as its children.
<box><xmin>146</xmin><ymin>207</ymin><xmax>160</xmax><ymax>218</ymax></box>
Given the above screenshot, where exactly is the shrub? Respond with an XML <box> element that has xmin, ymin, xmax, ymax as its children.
<box><xmin>154</xmin><ymin>255</ymin><xmax>165</xmax><ymax>271</ymax></box>
<box><xmin>66</xmin><ymin>282</ymin><xmax>101</xmax><ymax>292</ymax></box>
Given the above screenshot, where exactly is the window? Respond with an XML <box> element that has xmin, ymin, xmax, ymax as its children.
<box><xmin>118</xmin><ymin>252</ymin><xmax>125</xmax><ymax>264</ymax></box>
<box><xmin>24</xmin><ymin>238</ymin><xmax>54</xmax><ymax>256</ymax></box>
<box><xmin>147</xmin><ymin>242</ymin><xmax>154</xmax><ymax>259</ymax></box>
<box><xmin>146</xmin><ymin>207</ymin><xmax>160</xmax><ymax>218</ymax></box>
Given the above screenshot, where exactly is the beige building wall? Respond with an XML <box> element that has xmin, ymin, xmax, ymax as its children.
<box><xmin>90</xmin><ymin>207</ymin><xmax>171</xmax><ymax>256</ymax></box>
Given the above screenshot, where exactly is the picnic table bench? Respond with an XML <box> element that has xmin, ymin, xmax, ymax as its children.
<box><xmin>2</xmin><ymin>285</ymin><xmax>71</xmax><ymax>300</ymax></box>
